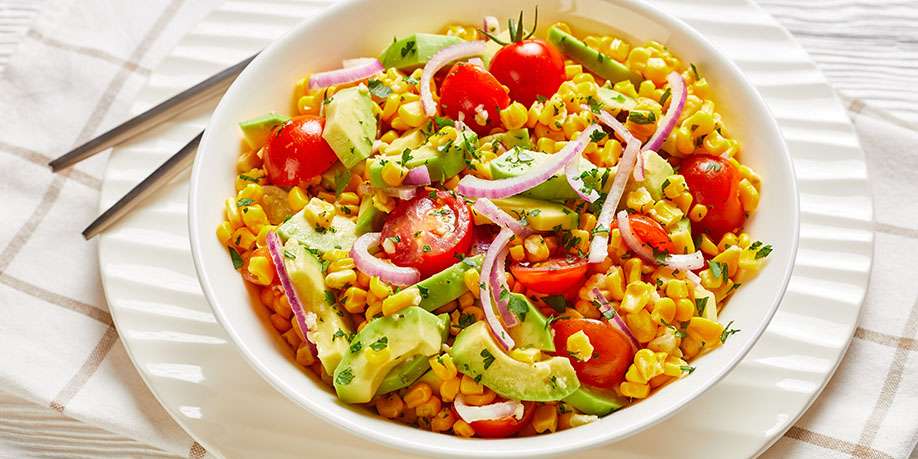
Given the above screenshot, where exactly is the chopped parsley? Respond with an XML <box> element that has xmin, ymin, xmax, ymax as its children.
<box><xmin>324</xmin><ymin>290</ymin><xmax>336</xmax><ymax>305</ymax></box>
<box><xmin>417</xmin><ymin>285</ymin><xmax>429</xmax><ymax>299</ymax></box>
<box><xmin>543</xmin><ymin>295</ymin><xmax>568</xmax><ymax>314</ymax></box>
<box><xmin>680</xmin><ymin>365</ymin><xmax>696</xmax><ymax>375</ymax></box>
<box><xmin>335</xmin><ymin>367</ymin><xmax>354</xmax><ymax>386</ymax></box>
<box><xmin>507</xmin><ymin>294</ymin><xmax>529</xmax><ymax>321</ymax></box>
<box><xmin>660</xmin><ymin>87</ymin><xmax>671</xmax><ymax>106</ymax></box>
<box><xmin>690</xmin><ymin>63</ymin><xmax>701</xmax><ymax>80</ymax></box>
<box><xmin>652</xmin><ymin>247</ymin><xmax>670</xmax><ymax>264</ymax></box>
<box><xmin>401</xmin><ymin>148</ymin><xmax>413</xmax><ymax>166</ymax></box>
<box><xmin>695</xmin><ymin>297</ymin><xmax>709</xmax><ymax>316</ymax></box>
<box><xmin>283</xmin><ymin>249</ymin><xmax>296</xmax><ymax>260</ymax></box>
<box><xmin>755</xmin><ymin>244</ymin><xmax>773</xmax><ymax>259</ymax></box>
<box><xmin>720</xmin><ymin>320</ymin><xmax>741</xmax><ymax>343</ymax></box>
<box><xmin>332</xmin><ymin>329</ymin><xmax>347</xmax><ymax>341</ymax></box>
<box><xmin>458</xmin><ymin>313</ymin><xmax>476</xmax><ymax>329</ymax></box>
<box><xmin>228</xmin><ymin>247</ymin><xmax>244</xmax><ymax>270</ymax></box>
<box><xmin>480</xmin><ymin>349</ymin><xmax>496</xmax><ymax>369</ymax></box>
<box><xmin>349</xmin><ymin>341</ymin><xmax>363</xmax><ymax>353</ymax></box>
<box><xmin>238</xmin><ymin>174</ymin><xmax>259</xmax><ymax>182</ymax></box>
<box><xmin>628</xmin><ymin>110</ymin><xmax>657</xmax><ymax>125</ymax></box>
<box><xmin>708</xmin><ymin>260</ymin><xmax>729</xmax><ymax>283</ymax></box>
<box><xmin>434</xmin><ymin>116</ymin><xmax>454</xmax><ymax>128</ymax></box>
<box><xmin>422</xmin><ymin>244</ymin><xmax>432</xmax><ymax>253</ymax></box>
<box><xmin>236</xmin><ymin>197</ymin><xmax>255</xmax><ymax>207</ymax></box>
<box><xmin>586</xmin><ymin>95</ymin><xmax>604</xmax><ymax>114</ymax></box>
<box><xmin>370</xmin><ymin>336</ymin><xmax>388</xmax><ymax>351</ymax></box>
<box><xmin>366</xmin><ymin>78</ymin><xmax>391</xmax><ymax>99</ymax></box>
<box><xmin>400</xmin><ymin>40</ymin><xmax>416</xmax><ymax>58</ymax></box>
<box><xmin>589</xmin><ymin>129</ymin><xmax>608</xmax><ymax>143</ymax></box>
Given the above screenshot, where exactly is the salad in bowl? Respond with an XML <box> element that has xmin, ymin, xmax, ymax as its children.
<box><xmin>213</xmin><ymin>9</ymin><xmax>774</xmax><ymax>440</ymax></box>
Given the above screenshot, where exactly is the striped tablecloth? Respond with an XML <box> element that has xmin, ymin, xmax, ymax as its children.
<box><xmin>0</xmin><ymin>1</ymin><xmax>915</xmax><ymax>458</ymax></box>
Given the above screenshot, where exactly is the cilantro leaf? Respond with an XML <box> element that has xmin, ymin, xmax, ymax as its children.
<box><xmin>720</xmin><ymin>320</ymin><xmax>741</xmax><ymax>343</ymax></box>
<box><xmin>695</xmin><ymin>296</ymin><xmax>708</xmax><ymax>316</ymax></box>
<box><xmin>228</xmin><ymin>247</ymin><xmax>244</xmax><ymax>270</ymax></box>
<box><xmin>335</xmin><ymin>367</ymin><xmax>354</xmax><ymax>385</ymax></box>
<box><xmin>507</xmin><ymin>294</ymin><xmax>529</xmax><ymax>322</ymax></box>
<box><xmin>370</xmin><ymin>336</ymin><xmax>388</xmax><ymax>351</ymax></box>
<box><xmin>480</xmin><ymin>348</ymin><xmax>496</xmax><ymax>369</ymax></box>
<box><xmin>755</xmin><ymin>244</ymin><xmax>773</xmax><ymax>259</ymax></box>
<box><xmin>236</xmin><ymin>197</ymin><xmax>255</xmax><ymax>207</ymax></box>
<box><xmin>366</xmin><ymin>79</ymin><xmax>392</xmax><ymax>98</ymax></box>
<box><xmin>628</xmin><ymin>110</ymin><xmax>657</xmax><ymax>125</ymax></box>
<box><xmin>543</xmin><ymin>295</ymin><xmax>568</xmax><ymax>314</ymax></box>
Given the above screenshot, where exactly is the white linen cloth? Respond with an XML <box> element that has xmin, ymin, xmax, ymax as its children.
<box><xmin>0</xmin><ymin>1</ymin><xmax>916</xmax><ymax>458</ymax></box>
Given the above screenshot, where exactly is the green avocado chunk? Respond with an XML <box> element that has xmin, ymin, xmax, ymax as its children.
<box><xmin>379</xmin><ymin>33</ymin><xmax>463</xmax><ymax>69</ymax></box>
<box><xmin>506</xmin><ymin>293</ymin><xmax>555</xmax><ymax>352</ymax></box>
<box><xmin>355</xmin><ymin>198</ymin><xmax>386</xmax><ymax>236</ymax></box>
<box><xmin>489</xmin><ymin>148</ymin><xmax>607</xmax><ymax>201</ymax></box>
<box><xmin>450</xmin><ymin>322</ymin><xmax>579</xmax><ymax>402</ymax></box>
<box><xmin>546</xmin><ymin>25</ymin><xmax>641</xmax><ymax>85</ymax></box>
<box><xmin>409</xmin><ymin>255</ymin><xmax>483</xmax><ymax>311</ymax></box>
<box><xmin>367</xmin><ymin>129</ymin><xmax>478</xmax><ymax>188</ymax></box>
<box><xmin>277</xmin><ymin>208</ymin><xmax>357</xmax><ymax>254</ymax></box>
<box><xmin>333</xmin><ymin>307</ymin><xmax>446</xmax><ymax>403</ymax></box>
<box><xmin>595</xmin><ymin>87</ymin><xmax>638</xmax><ymax>116</ymax></box>
<box><xmin>238</xmin><ymin>113</ymin><xmax>290</xmax><ymax>150</ymax></box>
<box><xmin>623</xmin><ymin>150</ymin><xmax>675</xmax><ymax>201</ymax></box>
<box><xmin>281</xmin><ymin>239</ymin><xmax>352</xmax><ymax>375</ymax></box>
<box><xmin>480</xmin><ymin>128</ymin><xmax>532</xmax><ymax>151</ymax></box>
<box><xmin>563</xmin><ymin>386</ymin><xmax>628</xmax><ymax>416</ymax></box>
<box><xmin>490</xmin><ymin>196</ymin><xmax>579</xmax><ymax>231</ymax></box>
<box><xmin>377</xmin><ymin>313</ymin><xmax>449</xmax><ymax>394</ymax></box>
<box><xmin>322</xmin><ymin>85</ymin><xmax>377</xmax><ymax>169</ymax></box>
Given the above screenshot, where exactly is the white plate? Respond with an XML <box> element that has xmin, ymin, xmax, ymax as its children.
<box><xmin>98</xmin><ymin>0</ymin><xmax>873</xmax><ymax>457</ymax></box>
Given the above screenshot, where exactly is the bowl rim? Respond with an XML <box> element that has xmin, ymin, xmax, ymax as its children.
<box><xmin>189</xmin><ymin>0</ymin><xmax>800</xmax><ymax>456</ymax></box>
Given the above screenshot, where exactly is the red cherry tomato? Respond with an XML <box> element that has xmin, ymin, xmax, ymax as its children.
<box><xmin>380</xmin><ymin>191</ymin><xmax>473</xmax><ymax>277</ymax></box>
<box><xmin>612</xmin><ymin>213</ymin><xmax>675</xmax><ymax>253</ymax></box>
<box><xmin>510</xmin><ymin>257</ymin><xmax>589</xmax><ymax>295</ymax></box>
<box><xmin>680</xmin><ymin>155</ymin><xmax>745</xmax><ymax>239</ymax></box>
<box><xmin>263</xmin><ymin>115</ymin><xmax>338</xmax><ymax>187</ymax></box>
<box><xmin>461</xmin><ymin>402</ymin><xmax>536</xmax><ymax>438</ymax></box>
<box><xmin>489</xmin><ymin>39</ymin><xmax>565</xmax><ymax>106</ymax></box>
<box><xmin>438</xmin><ymin>63</ymin><xmax>510</xmax><ymax>136</ymax></box>
<box><xmin>552</xmin><ymin>319</ymin><xmax>635</xmax><ymax>389</ymax></box>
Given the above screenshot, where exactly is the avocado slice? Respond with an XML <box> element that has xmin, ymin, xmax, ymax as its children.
<box><xmin>506</xmin><ymin>293</ymin><xmax>555</xmax><ymax>352</ymax></box>
<box><xmin>379</xmin><ymin>33</ymin><xmax>463</xmax><ymax>69</ymax></box>
<box><xmin>278</xmin><ymin>208</ymin><xmax>357</xmax><ymax>254</ymax></box>
<box><xmin>367</xmin><ymin>130</ymin><xmax>478</xmax><ymax>188</ymax></box>
<box><xmin>410</xmin><ymin>255</ymin><xmax>483</xmax><ymax>311</ymax></box>
<box><xmin>480</xmin><ymin>128</ymin><xmax>532</xmax><ymax>151</ymax></box>
<box><xmin>490</xmin><ymin>196</ymin><xmax>579</xmax><ymax>231</ymax></box>
<box><xmin>281</xmin><ymin>239</ymin><xmax>352</xmax><ymax>375</ymax></box>
<box><xmin>377</xmin><ymin>313</ymin><xmax>449</xmax><ymax>394</ymax></box>
<box><xmin>380</xmin><ymin>128</ymin><xmax>426</xmax><ymax>156</ymax></box>
<box><xmin>623</xmin><ymin>150</ymin><xmax>675</xmax><ymax>201</ymax></box>
<box><xmin>450</xmin><ymin>322</ymin><xmax>580</xmax><ymax>401</ymax></box>
<box><xmin>333</xmin><ymin>307</ymin><xmax>447</xmax><ymax>403</ymax></box>
<box><xmin>595</xmin><ymin>87</ymin><xmax>637</xmax><ymax>116</ymax></box>
<box><xmin>238</xmin><ymin>113</ymin><xmax>290</xmax><ymax>150</ymax></box>
<box><xmin>563</xmin><ymin>386</ymin><xmax>628</xmax><ymax>416</ymax></box>
<box><xmin>322</xmin><ymin>85</ymin><xmax>377</xmax><ymax>169</ymax></box>
<box><xmin>490</xmin><ymin>148</ymin><xmax>607</xmax><ymax>201</ymax></box>
<box><xmin>354</xmin><ymin>198</ymin><xmax>386</xmax><ymax>236</ymax></box>
<box><xmin>546</xmin><ymin>25</ymin><xmax>641</xmax><ymax>85</ymax></box>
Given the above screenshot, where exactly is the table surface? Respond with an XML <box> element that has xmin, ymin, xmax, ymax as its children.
<box><xmin>0</xmin><ymin>0</ymin><xmax>915</xmax><ymax>457</ymax></box>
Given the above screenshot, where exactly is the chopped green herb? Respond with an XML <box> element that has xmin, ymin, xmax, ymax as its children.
<box><xmin>680</xmin><ymin>365</ymin><xmax>696</xmax><ymax>375</ymax></box>
<box><xmin>708</xmin><ymin>260</ymin><xmax>729</xmax><ymax>283</ymax></box>
<box><xmin>229</xmin><ymin>247</ymin><xmax>244</xmax><ymax>270</ymax></box>
<box><xmin>458</xmin><ymin>313</ymin><xmax>476</xmax><ymax>329</ymax></box>
<box><xmin>417</xmin><ymin>285</ymin><xmax>429</xmax><ymax>299</ymax></box>
<box><xmin>400</xmin><ymin>40</ymin><xmax>416</xmax><ymax>58</ymax></box>
<box><xmin>335</xmin><ymin>367</ymin><xmax>354</xmax><ymax>385</ymax></box>
<box><xmin>587</xmin><ymin>95</ymin><xmax>604</xmax><ymax>114</ymax></box>
<box><xmin>628</xmin><ymin>111</ymin><xmax>657</xmax><ymax>125</ymax></box>
<box><xmin>401</xmin><ymin>148</ymin><xmax>413</xmax><ymax>166</ymax></box>
<box><xmin>349</xmin><ymin>341</ymin><xmax>363</xmax><ymax>353</ymax></box>
<box><xmin>695</xmin><ymin>297</ymin><xmax>708</xmax><ymax>316</ymax></box>
<box><xmin>367</xmin><ymin>79</ymin><xmax>392</xmax><ymax>98</ymax></box>
<box><xmin>332</xmin><ymin>329</ymin><xmax>347</xmax><ymax>341</ymax></box>
<box><xmin>324</xmin><ymin>290</ymin><xmax>336</xmax><ymax>305</ymax></box>
<box><xmin>660</xmin><ymin>87</ymin><xmax>671</xmax><ymax>106</ymax></box>
<box><xmin>283</xmin><ymin>249</ymin><xmax>296</xmax><ymax>260</ymax></box>
<box><xmin>543</xmin><ymin>295</ymin><xmax>568</xmax><ymax>314</ymax></box>
<box><xmin>507</xmin><ymin>294</ymin><xmax>529</xmax><ymax>322</ymax></box>
<box><xmin>236</xmin><ymin>197</ymin><xmax>255</xmax><ymax>207</ymax></box>
<box><xmin>720</xmin><ymin>320</ymin><xmax>741</xmax><ymax>343</ymax></box>
<box><xmin>690</xmin><ymin>63</ymin><xmax>701</xmax><ymax>80</ymax></box>
<box><xmin>589</xmin><ymin>129</ymin><xmax>608</xmax><ymax>143</ymax></box>
<box><xmin>238</xmin><ymin>174</ymin><xmax>259</xmax><ymax>182</ymax></box>
<box><xmin>422</xmin><ymin>244</ymin><xmax>432</xmax><ymax>253</ymax></box>
<box><xmin>755</xmin><ymin>244</ymin><xmax>773</xmax><ymax>259</ymax></box>
<box><xmin>480</xmin><ymin>349</ymin><xmax>496</xmax><ymax>369</ymax></box>
<box><xmin>370</xmin><ymin>336</ymin><xmax>388</xmax><ymax>351</ymax></box>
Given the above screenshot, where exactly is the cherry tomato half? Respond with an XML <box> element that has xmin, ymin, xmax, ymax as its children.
<box><xmin>510</xmin><ymin>257</ymin><xmax>589</xmax><ymax>295</ymax></box>
<box><xmin>680</xmin><ymin>155</ymin><xmax>745</xmax><ymax>239</ymax></box>
<box><xmin>463</xmin><ymin>402</ymin><xmax>536</xmax><ymax>438</ymax></box>
<box><xmin>552</xmin><ymin>319</ymin><xmax>635</xmax><ymax>389</ymax></box>
<box><xmin>438</xmin><ymin>63</ymin><xmax>510</xmax><ymax>136</ymax></box>
<box><xmin>380</xmin><ymin>191</ymin><xmax>473</xmax><ymax>278</ymax></box>
<box><xmin>613</xmin><ymin>213</ymin><xmax>675</xmax><ymax>254</ymax></box>
<box><xmin>489</xmin><ymin>39</ymin><xmax>565</xmax><ymax>106</ymax></box>
<box><xmin>263</xmin><ymin>115</ymin><xmax>338</xmax><ymax>187</ymax></box>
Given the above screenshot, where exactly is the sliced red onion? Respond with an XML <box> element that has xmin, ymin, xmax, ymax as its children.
<box><xmin>459</xmin><ymin>125</ymin><xmax>601</xmax><ymax>199</ymax></box>
<box><xmin>454</xmin><ymin>394</ymin><xmax>524</xmax><ymax>423</ymax></box>
<box><xmin>565</xmin><ymin>158</ymin><xmax>600</xmax><ymax>203</ymax></box>
<box><xmin>665</xmin><ymin>252</ymin><xmax>705</xmax><ymax>271</ymax></box>
<box><xmin>472</xmin><ymin>198</ymin><xmax>530</xmax><ymax>237</ymax></box>
<box><xmin>403</xmin><ymin>166</ymin><xmax>431</xmax><ymax>186</ymax></box>
<box><xmin>468</xmin><ymin>57</ymin><xmax>484</xmax><ymax>68</ymax></box>
<box><xmin>266</xmin><ymin>232</ymin><xmax>319</xmax><ymax>356</ymax></box>
<box><xmin>617</xmin><ymin>210</ymin><xmax>705</xmax><ymax>270</ymax></box>
<box><xmin>643</xmin><ymin>72</ymin><xmax>687</xmax><ymax>152</ymax></box>
<box><xmin>342</xmin><ymin>57</ymin><xmax>377</xmax><ymax>68</ymax></box>
<box><xmin>350</xmin><ymin>232</ymin><xmax>420</xmax><ymax>286</ymax></box>
<box><xmin>592</xmin><ymin>288</ymin><xmax>639</xmax><ymax>351</ymax></box>
<box><xmin>489</xmin><ymin>245</ymin><xmax>519</xmax><ymax>327</ymax></box>
<box><xmin>421</xmin><ymin>41</ymin><xmax>488</xmax><ymax>116</ymax></box>
<box><xmin>587</xmin><ymin>130</ymin><xmax>641</xmax><ymax>263</ymax></box>
<box><xmin>309</xmin><ymin>59</ymin><xmax>384</xmax><ymax>90</ymax></box>
<box><xmin>685</xmin><ymin>269</ymin><xmax>702</xmax><ymax>285</ymax></box>
<box><xmin>482</xmin><ymin>16</ymin><xmax>500</xmax><ymax>34</ymax></box>
<box><xmin>479</xmin><ymin>228</ymin><xmax>516</xmax><ymax>349</ymax></box>
<box><xmin>378</xmin><ymin>185</ymin><xmax>417</xmax><ymax>200</ymax></box>
<box><xmin>633</xmin><ymin>150</ymin><xmax>646</xmax><ymax>181</ymax></box>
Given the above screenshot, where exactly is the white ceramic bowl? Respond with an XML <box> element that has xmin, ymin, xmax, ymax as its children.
<box><xmin>189</xmin><ymin>0</ymin><xmax>799</xmax><ymax>456</ymax></box>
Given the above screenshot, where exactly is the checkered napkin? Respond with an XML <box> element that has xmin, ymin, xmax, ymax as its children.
<box><xmin>0</xmin><ymin>1</ymin><xmax>917</xmax><ymax>458</ymax></box>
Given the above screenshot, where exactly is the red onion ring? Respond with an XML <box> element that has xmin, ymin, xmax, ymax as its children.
<box><xmin>421</xmin><ymin>41</ymin><xmax>488</xmax><ymax>116</ymax></box>
<box><xmin>489</xmin><ymin>245</ymin><xmax>518</xmax><ymax>327</ymax></box>
<box><xmin>617</xmin><ymin>210</ymin><xmax>705</xmax><ymax>271</ymax></box>
<box><xmin>459</xmin><ymin>124</ymin><xmax>601</xmax><ymax>199</ymax></box>
<box><xmin>479</xmin><ymin>228</ymin><xmax>516</xmax><ymax>349</ymax></box>
<box><xmin>350</xmin><ymin>232</ymin><xmax>420</xmax><ymax>286</ymax></box>
<box><xmin>378</xmin><ymin>185</ymin><xmax>417</xmax><ymax>200</ymax></box>
<box><xmin>482</xmin><ymin>16</ymin><xmax>500</xmax><ymax>34</ymax></box>
<box><xmin>643</xmin><ymin>72</ymin><xmax>687</xmax><ymax>152</ymax></box>
<box><xmin>468</xmin><ymin>57</ymin><xmax>484</xmax><ymax>68</ymax></box>
<box><xmin>309</xmin><ymin>59</ymin><xmax>384</xmax><ymax>90</ymax></box>
<box><xmin>342</xmin><ymin>57</ymin><xmax>377</xmax><ymax>68</ymax></box>
<box><xmin>454</xmin><ymin>394</ymin><xmax>524</xmax><ymax>423</ymax></box>
<box><xmin>403</xmin><ymin>166</ymin><xmax>431</xmax><ymax>186</ymax></box>
<box><xmin>587</xmin><ymin>120</ymin><xmax>641</xmax><ymax>263</ymax></box>
<box><xmin>664</xmin><ymin>252</ymin><xmax>705</xmax><ymax>271</ymax></box>
<box><xmin>592</xmin><ymin>288</ymin><xmax>639</xmax><ymax>351</ymax></box>
<box><xmin>266</xmin><ymin>232</ymin><xmax>319</xmax><ymax>357</ymax></box>
<box><xmin>472</xmin><ymin>198</ymin><xmax>530</xmax><ymax>237</ymax></box>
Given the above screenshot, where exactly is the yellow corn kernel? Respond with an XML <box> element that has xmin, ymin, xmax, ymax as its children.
<box><xmin>381</xmin><ymin>160</ymin><xmax>407</xmax><ymax>187</ymax></box>
<box><xmin>256</xmin><ymin>224</ymin><xmax>276</xmax><ymax>249</ymax></box>
<box><xmin>507</xmin><ymin>244</ymin><xmax>526</xmax><ymax>262</ymax></box>
<box><xmin>216</xmin><ymin>221</ymin><xmax>234</xmax><ymax>245</ymax></box>
<box><xmin>674</xmin><ymin>297</ymin><xmax>695</xmax><ymax>322</ymax></box>
<box><xmin>365</xmin><ymin>345</ymin><xmax>391</xmax><ymax>366</ymax></box>
<box><xmin>626</xmin><ymin>187</ymin><xmax>654</xmax><ymax>212</ymax></box>
<box><xmin>499</xmin><ymin>102</ymin><xmax>528</xmax><ymax>130</ymax></box>
<box><xmin>680</xmin><ymin>333</ymin><xmax>703</xmax><ymax>359</ymax></box>
<box><xmin>237</xmin><ymin>183</ymin><xmax>265</xmax><ymax>204</ymax></box>
<box><xmin>738</xmin><ymin>178</ymin><xmax>759</xmax><ymax>213</ymax></box>
<box><xmin>225</xmin><ymin>198</ymin><xmax>243</xmax><ymax>228</ymax></box>
<box><xmin>376</xmin><ymin>393</ymin><xmax>405</xmax><ymax>418</ymax></box>
<box><xmin>231</xmin><ymin>227</ymin><xmax>256</xmax><ymax>251</ymax></box>
<box><xmin>381</xmin><ymin>93</ymin><xmax>401</xmax><ymax>120</ymax></box>
<box><xmin>371</xmin><ymin>192</ymin><xmax>395</xmax><ymax>214</ymax></box>
<box><xmin>338</xmin><ymin>191</ymin><xmax>360</xmax><ymax>206</ymax></box>
<box><xmin>403</xmin><ymin>383</ymin><xmax>433</xmax><ymax>409</ymax></box>
<box><xmin>381</xmin><ymin>286</ymin><xmax>422</xmax><ymax>316</ymax></box>
<box><xmin>524</xmin><ymin>234</ymin><xmax>550</xmax><ymax>262</ymax></box>
<box><xmin>622</xmin><ymin>258</ymin><xmax>642</xmax><ymax>284</ymax></box>
<box><xmin>660</xmin><ymin>174</ymin><xmax>686</xmax><ymax>199</ymax></box>
<box><xmin>648</xmin><ymin>328</ymin><xmax>680</xmax><ymax>354</ymax></box>
<box><xmin>626</xmin><ymin>363</ymin><xmax>648</xmax><ymax>383</ymax></box>
<box><xmin>327</xmin><ymin>258</ymin><xmax>356</xmax><ymax>274</ymax></box>
<box><xmin>458</xmin><ymin>293</ymin><xmax>476</xmax><ymax>309</ymax></box>
<box><xmin>343</xmin><ymin>287</ymin><xmax>368</xmax><ymax>314</ymax></box>
<box><xmin>699</xmin><ymin>234</ymin><xmax>718</xmax><ymax>257</ymax></box>
<box><xmin>689</xmin><ymin>203</ymin><xmax>708</xmax><ymax>222</ymax></box>
<box><xmin>453</xmin><ymin>420</ymin><xmax>475</xmax><ymax>438</ymax></box>
<box><xmin>699</xmin><ymin>268</ymin><xmax>723</xmax><ymax>290</ymax></box>
<box><xmin>463</xmin><ymin>269</ymin><xmax>481</xmax><ymax>299</ymax></box>
<box><xmin>669</xmin><ymin>227</ymin><xmax>695</xmax><ymax>254</ymax></box>
<box><xmin>651</xmin><ymin>297</ymin><xmax>676</xmax><ymax>324</ymax></box>
<box><xmin>323</xmin><ymin>249</ymin><xmax>348</xmax><ymax>263</ymax></box>
<box><xmin>440</xmin><ymin>376</ymin><xmax>460</xmax><ymax>403</ymax></box>
<box><xmin>643</xmin><ymin>57</ymin><xmax>670</xmax><ymax>84</ymax></box>
<box><xmin>304</xmin><ymin>197</ymin><xmax>335</xmax><ymax>229</ymax></box>
<box><xmin>462</xmin><ymin>389</ymin><xmax>497</xmax><ymax>406</ymax></box>
<box><xmin>246</xmin><ymin>256</ymin><xmax>275</xmax><ymax>285</ymax></box>
<box><xmin>236</xmin><ymin>149</ymin><xmax>263</xmax><ymax>173</ymax></box>
<box><xmin>620</xmin><ymin>381</ymin><xmax>650</xmax><ymax>399</ymax></box>
<box><xmin>397</xmin><ymin>100</ymin><xmax>427</xmax><ymax>128</ymax></box>
<box><xmin>626</xmin><ymin>309</ymin><xmax>657</xmax><ymax>343</ymax></box>
<box><xmin>638</xmin><ymin>79</ymin><xmax>658</xmax><ymax>99</ymax></box>
<box><xmin>737</xmin><ymin>232</ymin><xmax>752</xmax><ymax>249</ymax></box>
<box><xmin>702</xmin><ymin>128</ymin><xmax>729</xmax><ymax>155</ymax></box>
<box><xmin>634</xmin><ymin>349</ymin><xmax>665</xmax><ymax>380</ymax></box>
<box><xmin>713</xmin><ymin>245</ymin><xmax>742</xmax><ymax>277</ymax></box>
<box><xmin>605</xmin><ymin>266</ymin><xmax>626</xmax><ymax>301</ymax></box>
<box><xmin>241</xmin><ymin>204</ymin><xmax>269</xmax><ymax>232</ymax></box>
<box><xmin>564</xmin><ymin>63</ymin><xmax>583</xmax><ymax>78</ymax></box>
<box><xmin>567</xmin><ymin>229</ymin><xmax>590</xmax><ymax>254</ymax></box>
<box><xmin>621</xmin><ymin>281</ymin><xmax>652</xmax><ymax>313</ymax></box>
<box><xmin>613</xmin><ymin>80</ymin><xmax>639</xmax><ymax>99</ymax></box>
<box><xmin>324</xmin><ymin>269</ymin><xmax>356</xmax><ymax>289</ymax></box>
<box><xmin>525</xmin><ymin>404</ymin><xmax>554</xmax><ymax>434</ymax></box>
<box><xmin>415</xmin><ymin>395</ymin><xmax>442</xmax><ymax>418</ymax></box>
<box><xmin>296</xmin><ymin>344</ymin><xmax>316</xmax><ymax>367</ymax></box>
<box><xmin>510</xmin><ymin>347</ymin><xmax>541</xmax><ymax>364</ymax></box>
<box><xmin>649</xmin><ymin>200</ymin><xmax>684</xmax><ymax>228</ymax></box>
<box><xmin>566</xmin><ymin>330</ymin><xmax>595</xmax><ymax>362</ymax></box>
<box><xmin>665</xmin><ymin>279</ymin><xmax>689</xmax><ymax>300</ymax></box>
<box><xmin>287</xmin><ymin>186</ymin><xmax>308</xmax><ymax>212</ymax></box>
<box><xmin>430</xmin><ymin>354</ymin><xmax>458</xmax><ymax>381</ymax></box>
<box><xmin>687</xmin><ymin>317</ymin><xmax>725</xmax><ymax>344</ymax></box>
<box><xmin>682</xmin><ymin>110</ymin><xmax>715</xmax><ymax>137</ymax></box>
<box><xmin>607</xmin><ymin>38</ymin><xmax>630</xmax><ymax>61</ymax></box>
<box><xmin>718</xmin><ymin>232</ymin><xmax>738</xmax><ymax>252</ymax></box>
<box><xmin>460</xmin><ymin>374</ymin><xmax>484</xmax><ymax>395</ymax></box>
<box><xmin>369</xmin><ymin>276</ymin><xmax>393</xmax><ymax>298</ymax></box>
